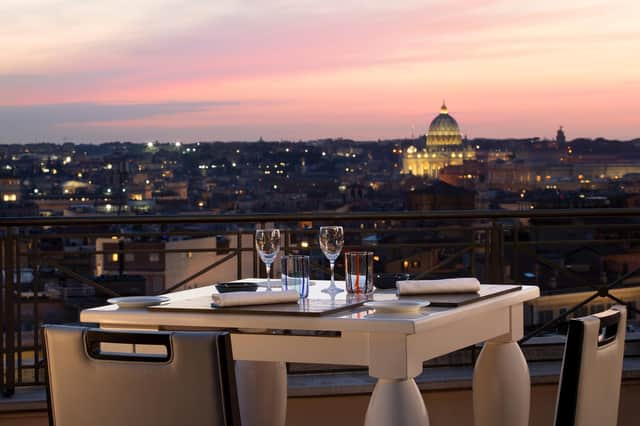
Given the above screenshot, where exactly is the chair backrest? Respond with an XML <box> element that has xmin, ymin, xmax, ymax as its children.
<box><xmin>554</xmin><ymin>305</ymin><xmax>627</xmax><ymax>426</ymax></box>
<box><xmin>43</xmin><ymin>325</ymin><xmax>241</xmax><ymax>426</ymax></box>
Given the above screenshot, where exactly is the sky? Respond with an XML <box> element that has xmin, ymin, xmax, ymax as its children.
<box><xmin>1</xmin><ymin>0</ymin><xmax>639</xmax><ymax>143</ymax></box>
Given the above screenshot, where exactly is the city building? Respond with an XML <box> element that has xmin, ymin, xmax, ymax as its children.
<box><xmin>0</xmin><ymin>172</ymin><xmax>21</xmax><ymax>203</ymax></box>
<box><xmin>402</xmin><ymin>102</ymin><xmax>476</xmax><ymax>178</ymax></box>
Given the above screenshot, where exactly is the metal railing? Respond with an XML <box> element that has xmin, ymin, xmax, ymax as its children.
<box><xmin>2</xmin><ymin>208</ymin><xmax>640</xmax><ymax>396</ymax></box>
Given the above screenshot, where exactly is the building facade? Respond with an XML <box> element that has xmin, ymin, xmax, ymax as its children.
<box><xmin>402</xmin><ymin>102</ymin><xmax>476</xmax><ymax>178</ymax></box>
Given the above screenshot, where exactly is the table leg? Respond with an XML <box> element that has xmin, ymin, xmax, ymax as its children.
<box><xmin>235</xmin><ymin>360</ymin><xmax>287</xmax><ymax>426</ymax></box>
<box><xmin>472</xmin><ymin>341</ymin><xmax>530</xmax><ymax>426</ymax></box>
<box><xmin>365</xmin><ymin>378</ymin><xmax>429</xmax><ymax>426</ymax></box>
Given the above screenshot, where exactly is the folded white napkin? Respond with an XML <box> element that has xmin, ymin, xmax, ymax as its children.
<box><xmin>396</xmin><ymin>278</ymin><xmax>481</xmax><ymax>295</ymax></box>
<box><xmin>212</xmin><ymin>290</ymin><xmax>299</xmax><ymax>307</ymax></box>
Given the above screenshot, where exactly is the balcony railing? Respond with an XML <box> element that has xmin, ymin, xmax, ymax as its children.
<box><xmin>2</xmin><ymin>208</ymin><xmax>640</xmax><ymax>397</ymax></box>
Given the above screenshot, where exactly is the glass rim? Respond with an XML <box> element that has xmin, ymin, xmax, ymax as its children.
<box><xmin>281</xmin><ymin>254</ymin><xmax>310</xmax><ymax>259</ymax></box>
<box><xmin>256</xmin><ymin>228</ymin><xmax>280</xmax><ymax>232</ymax></box>
<box><xmin>344</xmin><ymin>251</ymin><xmax>374</xmax><ymax>255</ymax></box>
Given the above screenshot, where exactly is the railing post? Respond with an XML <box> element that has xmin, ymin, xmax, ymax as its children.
<box><xmin>32</xmin><ymin>238</ymin><xmax>42</xmax><ymax>385</ymax></box>
<box><xmin>511</xmin><ymin>220</ymin><xmax>520</xmax><ymax>282</ymax></box>
<box><xmin>0</xmin><ymin>235</ymin><xmax>5</xmax><ymax>396</ymax></box>
<box><xmin>15</xmin><ymin>235</ymin><xmax>22</xmax><ymax>386</ymax></box>
<box><xmin>487</xmin><ymin>222</ymin><xmax>504</xmax><ymax>283</ymax></box>
<box><xmin>2</xmin><ymin>231</ymin><xmax>17</xmax><ymax>396</ymax></box>
<box><xmin>471</xmin><ymin>228</ymin><xmax>477</xmax><ymax>278</ymax></box>
<box><xmin>236</xmin><ymin>231</ymin><xmax>242</xmax><ymax>280</ymax></box>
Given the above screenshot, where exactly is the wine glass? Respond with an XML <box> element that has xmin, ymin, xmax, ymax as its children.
<box><xmin>319</xmin><ymin>226</ymin><xmax>344</xmax><ymax>294</ymax></box>
<box><xmin>255</xmin><ymin>229</ymin><xmax>281</xmax><ymax>291</ymax></box>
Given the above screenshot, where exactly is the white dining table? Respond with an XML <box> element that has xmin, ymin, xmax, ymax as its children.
<box><xmin>81</xmin><ymin>280</ymin><xmax>539</xmax><ymax>426</ymax></box>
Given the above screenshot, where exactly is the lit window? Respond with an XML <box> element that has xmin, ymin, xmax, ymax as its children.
<box><xmin>111</xmin><ymin>253</ymin><xmax>119</xmax><ymax>262</ymax></box>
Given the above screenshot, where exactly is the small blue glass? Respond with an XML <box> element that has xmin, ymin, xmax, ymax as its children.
<box><xmin>281</xmin><ymin>255</ymin><xmax>310</xmax><ymax>299</ymax></box>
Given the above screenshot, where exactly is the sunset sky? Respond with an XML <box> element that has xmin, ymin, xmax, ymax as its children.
<box><xmin>1</xmin><ymin>0</ymin><xmax>639</xmax><ymax>143</ymax></box>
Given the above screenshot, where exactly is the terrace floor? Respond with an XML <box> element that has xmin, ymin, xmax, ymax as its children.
<box><xmin>3</xmin><ymin>360</ymin><xmax>640</xmax><ymax>426</ymax></box>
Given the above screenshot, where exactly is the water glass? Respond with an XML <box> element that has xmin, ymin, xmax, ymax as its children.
<box><xmin>280</xmin><ymin>255</ymin><xmax>310</xmax><ymax>298</ymax></box>
<box><xmin>344</xmin><ymin>251</ymin><xmax>374</xmax><ymax>294</ymax></box>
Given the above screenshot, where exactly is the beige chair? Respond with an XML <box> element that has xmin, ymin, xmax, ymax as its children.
<box><xmin>43</xmin><ymin>325</ymin><xmax>241</xmax><ymax>426</ymax></box>
<box><xmin>554</xmin><ymin>305</ymin><xmax>627</xmax><ymax>426</ymax></box>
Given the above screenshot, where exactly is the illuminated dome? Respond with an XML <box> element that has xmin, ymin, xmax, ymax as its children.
<box><xmin>427</xmin><ymin>102</ymin><xmax>462</xmax><ymax>147</ymax></box>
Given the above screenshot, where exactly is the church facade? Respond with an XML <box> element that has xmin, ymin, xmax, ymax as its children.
<box><xmin>402</xmin><ymin>103</ymin><xmax>475</xmax><ymax>178</ymax></box>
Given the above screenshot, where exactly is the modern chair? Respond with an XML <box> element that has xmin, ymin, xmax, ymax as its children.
<box><xmin>554</xmin><ymin>305</ymin><xmax>627</xmax><ymax>426</ymax></box>
<box><xmin>42</xmin><ymin>325</ymin><xmax>241</xmax><ymax>426</ymax></box>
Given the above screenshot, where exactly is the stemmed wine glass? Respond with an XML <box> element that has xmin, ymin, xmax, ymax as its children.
<box><xmin>319</xmin><ymin>226</ymin><xmax>344</xmax><ymax>294</ymax></box>
<box><xmin>255</xmin><ymin>229</ymin><xmax>281</xmax><ymax>291</ymax></box>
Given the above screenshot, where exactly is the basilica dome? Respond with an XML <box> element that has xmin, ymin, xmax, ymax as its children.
<box><xmin>427</xmin><ymin>102</ymin><xmax>462</xmax><ymax>147</ymax></box>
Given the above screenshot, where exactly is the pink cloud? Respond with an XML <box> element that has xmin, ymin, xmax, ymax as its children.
<box><xmin>2</xmin><ymin>1</ymin><xmax>640</xmax><ymax>141</ymax></box>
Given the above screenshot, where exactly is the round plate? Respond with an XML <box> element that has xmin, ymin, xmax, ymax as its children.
<box><xmin>364</xmin><ymin>300</ymin><xmax>430</xmax><ymax>313</ymax></box>
<box><xmin>107</xmin><ymin>296</ymin><xmax>169</xmax><ymax>308</ymax></box>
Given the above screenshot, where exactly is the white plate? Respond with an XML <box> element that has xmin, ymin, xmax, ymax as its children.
<box><xmin>364</xmin><ymin>300</ymin><xmax>430</xmax><ymax>313</ymax></box>
<box><xmin>107</xmin><ymin>296</ymin><xmax>169</xmax><ymax>308</ymax></box>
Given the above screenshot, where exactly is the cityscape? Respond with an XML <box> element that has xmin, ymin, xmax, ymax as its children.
<box><xmin>3</xmin><ymin>103</ymin><xmax>640</xmax><ymax>217</ymax></box>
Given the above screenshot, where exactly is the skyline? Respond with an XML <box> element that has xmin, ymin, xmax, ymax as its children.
<box><xmin>2</xmin><ymin>0</ymin><xmax>640</xmax><ymax>143</ymax></box>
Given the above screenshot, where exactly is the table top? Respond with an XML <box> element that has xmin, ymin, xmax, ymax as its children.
<box><xmin>80</xmin><ymin>280</ymin><xmax>540</xmax><ymax>335</ymax></box>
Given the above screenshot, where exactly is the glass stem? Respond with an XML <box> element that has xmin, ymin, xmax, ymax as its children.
<box><xmin>330</xmin><ymin>261</ymin><xmax>335</xmax><ymax>288</ymax></box>
<box><xmin>266</xmin><ymin>264</ymin><xmax>272</xmax><ymax>291</ymax></box>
